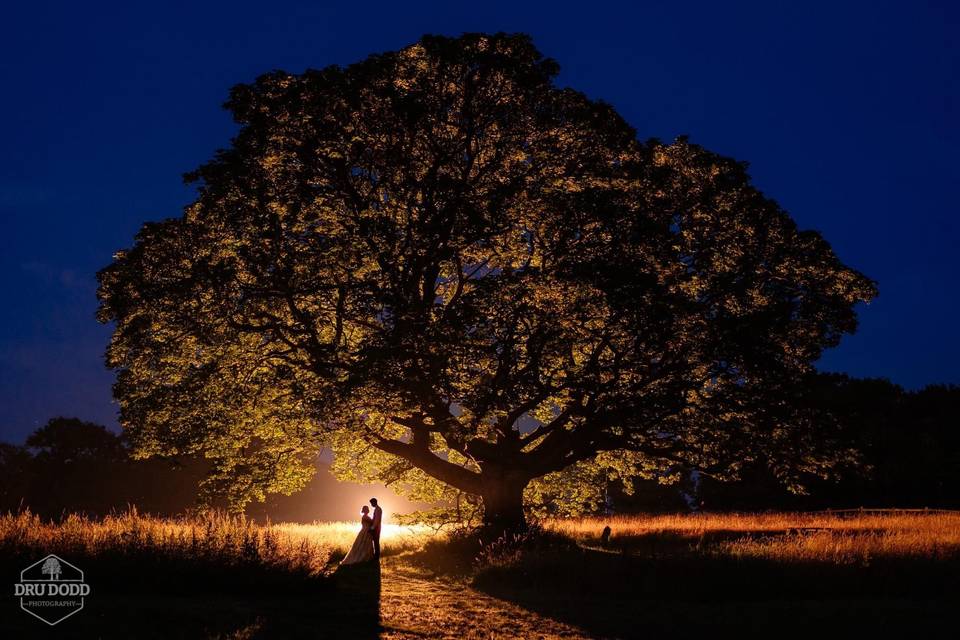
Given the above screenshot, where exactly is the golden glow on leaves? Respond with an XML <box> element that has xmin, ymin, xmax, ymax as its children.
<box><xmin>97</xmin><ymin>33</ymin><xmax>876</xmax><ymax>516</ymax></box>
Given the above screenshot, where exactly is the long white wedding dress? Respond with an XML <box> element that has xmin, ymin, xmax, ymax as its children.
<box><xmin>340</xmin><ymin>514</ymin><xmax>376</xmax><ymax>565</ymax></box>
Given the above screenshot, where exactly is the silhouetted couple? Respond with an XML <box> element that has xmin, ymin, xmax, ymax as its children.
<box><xmin>340</xmin><ymin>498</ymin><xmax>382</xmax><ymax>565</ymax></box>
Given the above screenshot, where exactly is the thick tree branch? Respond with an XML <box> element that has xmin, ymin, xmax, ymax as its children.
<box><xmin>372</xmin><ymin>436</ymin><xmax>481</xmax><ymax>494</ymax></box>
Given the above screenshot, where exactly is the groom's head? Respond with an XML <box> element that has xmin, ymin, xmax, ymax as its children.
<box><xmin>369</xmin><ymin>498</ymin><xmax>378</xmax><ymax>507</ymax></box>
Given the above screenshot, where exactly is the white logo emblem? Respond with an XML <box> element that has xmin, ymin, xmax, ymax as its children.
<box><xmin>14</xmin><ymin>554</ymin><xmax>89</xmax><ymax>625</ymax></box>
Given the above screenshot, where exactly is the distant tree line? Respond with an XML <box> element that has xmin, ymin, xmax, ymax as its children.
<box><xmin>608</xmin><ymin>374</ymin><xmax>960</xmax><ymax>512</ymax></box>
<box><xmin>1</xmin><ymin>373</ymin><xmax>957</xmax><ymax>520</ymax></box>
<box><xmin>0</xmin><ymin>418</ymin><xmax>389</xmax><ymax>521</ymax></box>
<box><xmin>0</xmin><ymin>418</ymin><xmax>208</xmax><ymax>518</ymax></box>
<box><xmin>689</xmin><ymin>374</ymin><xmax>960</xmax><ymax>511</ymax></box>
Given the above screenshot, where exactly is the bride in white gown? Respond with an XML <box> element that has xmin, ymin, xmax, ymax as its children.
<box><xmin>340</xmin><ymin>505</ymin><xmax>376</xmax><ymax>565</ymax></box>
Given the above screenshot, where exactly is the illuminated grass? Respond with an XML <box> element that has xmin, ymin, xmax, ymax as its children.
<box><xmin>1</xmin><ymin>509</ymin><xmax>957</xmax><ymax>637</ymax></box>
<box><xmin>271</xmin><ymin>520</ymin><xmax>440</xmax><ymax>558</ymax></box>
<box><xmin>543</xmin><ymin>511</ymin><xmax>960</xmax><ymax>562</ymax></box>
<box><xmin>0</xmin><ymin>509</ymin><xmax>331</xmax><ymax>577</ymax></box>
<box><xmin>3</xmin><ymin>509</ymin><xmax>957</xmax><ymax>568</ymax></box>
<box><xmin>0</xmin><ymin>509</ymin><xmax>442</xmax><ymax>572</ymax></box>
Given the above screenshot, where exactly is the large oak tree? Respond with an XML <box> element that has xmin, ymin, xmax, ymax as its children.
<box><xmin>97</xmin><ymin>33</ymin><xmax>875</xmax><ymax>529</ymax></box>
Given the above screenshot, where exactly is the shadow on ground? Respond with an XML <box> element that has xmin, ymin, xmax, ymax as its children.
<box><xmin>472</xmin><ymin>544</ymin><xmax>960</xmax><ymax>638</ymax></box>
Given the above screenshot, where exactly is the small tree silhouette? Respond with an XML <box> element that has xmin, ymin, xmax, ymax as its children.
<box><xmin>41</xmin><ymin>557</ymin><xmax>61</xmax><ymax>581</ymax></box>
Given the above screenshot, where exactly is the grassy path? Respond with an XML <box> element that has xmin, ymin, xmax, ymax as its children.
<box><xmin>377</xmin><ymin>554</ymin><xmax>589</xmax><ymax>639</ymax></box>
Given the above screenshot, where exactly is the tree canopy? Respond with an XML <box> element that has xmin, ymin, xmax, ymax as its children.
<box><xmin>97</xmin><ymin>33</ymin><xmax>876</xmax><ymax>528</ymax></box>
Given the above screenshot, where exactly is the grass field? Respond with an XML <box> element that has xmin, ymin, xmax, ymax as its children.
<box><xmin>545</xmin><ymin>511</ymin><xmax>960</xmax><ymax>561</ymax></box>
<box><xmin>1</xmin><ymin>509</ymin><xmax>957</xmax><ymax>638</ymax></box>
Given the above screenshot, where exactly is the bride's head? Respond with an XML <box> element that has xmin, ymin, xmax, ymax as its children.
<box><xmin>361</xmin><ymin>505</ymin><xmax>370</xmax><ymax>515</ymax></box>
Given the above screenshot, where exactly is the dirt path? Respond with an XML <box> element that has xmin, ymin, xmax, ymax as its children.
<box><xmin>378</xmin><ymin>555</ymin><xmax>590</xmax><ymax>639</ymax></box>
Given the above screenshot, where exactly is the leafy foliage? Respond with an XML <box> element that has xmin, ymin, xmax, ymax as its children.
<box><xmin>97</xmin><ymin>33</ymin><xmax>875</xmax><ymax>522</ymax></box>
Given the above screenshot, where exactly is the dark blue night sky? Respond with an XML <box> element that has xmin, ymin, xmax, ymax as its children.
<box><xmin>1</xmin><ymin>1</ymin><xmax>956</xmax><ymax>442</ymax></box>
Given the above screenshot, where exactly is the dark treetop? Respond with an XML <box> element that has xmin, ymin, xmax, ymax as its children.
<box><xmin>97</xmin><ymin>34</ymin><xmax>875</xmax><ymax>525</ymax></box>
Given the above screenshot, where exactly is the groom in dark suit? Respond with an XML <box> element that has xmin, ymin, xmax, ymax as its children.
<box><xmin>369</xmin><ymin>498</ymin><xmax>383</xmax><ymax>560</ymax></box>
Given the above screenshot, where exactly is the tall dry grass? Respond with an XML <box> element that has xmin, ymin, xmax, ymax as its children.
<box><xmin>271</xmin><ymin>520</ymin><xmax>439</xmax><ymax>557</ymax></box>
<box><xmin>0</xmin><ymin>508</ymin><xmax>439</xmax><ymax>573</ymax></box>
<box><xmin>7</xmin><ymin>509</ymin><xmax>953</xmax><ymax>638</ymax></box>
<box><xmin>543</xmin><ymin>511</ymin><xmax>960</xmax><ymax>562</ymax></box>
<box><xmin>3</xmin><ymin>508</ymin><xmax>957</xmax><ymax>574</ymax></box>
<box><xmin>0</xmin><ymin>508</ymin><xmax>331</xmax><ymax>578</ymax></box>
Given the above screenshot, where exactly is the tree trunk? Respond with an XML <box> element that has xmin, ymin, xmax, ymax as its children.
<box><xmin>479</xmin><ymin>471</ymin><xmax>527</xmax><ymax>534</ymax></box>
